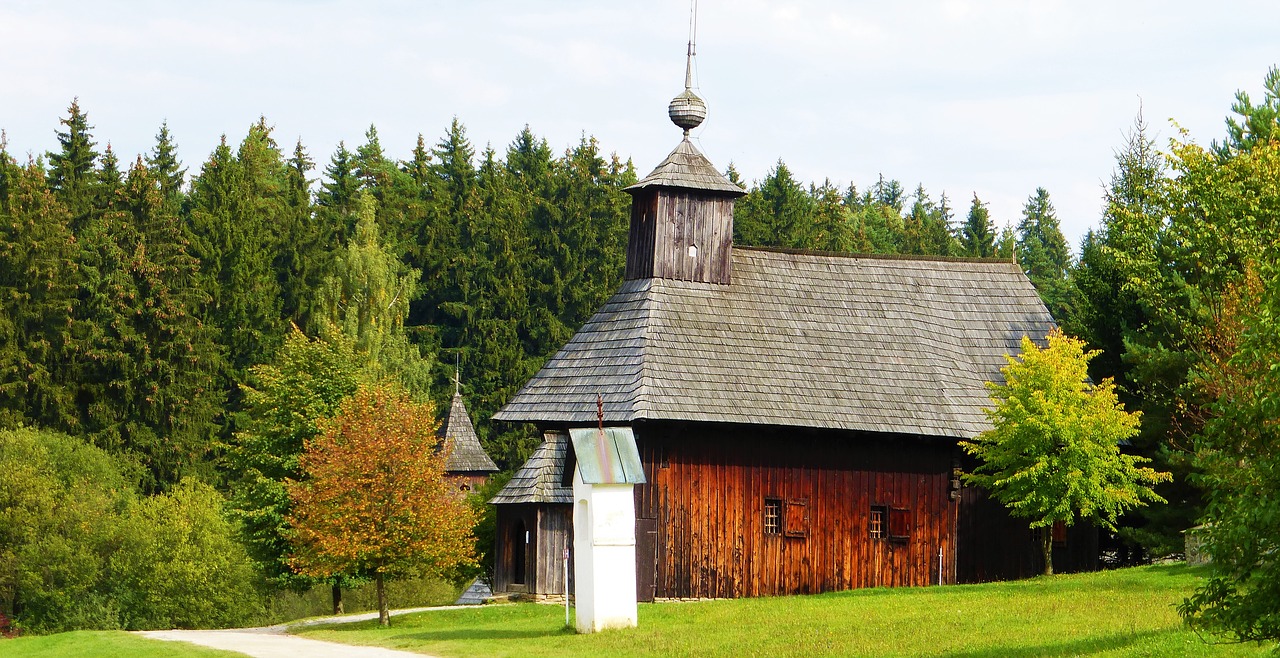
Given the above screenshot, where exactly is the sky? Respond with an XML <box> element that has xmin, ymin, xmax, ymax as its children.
<box><xmin>2</xmin><ymin>1</ymin><xmax>1278</xmax><ymax>251</ymax></box>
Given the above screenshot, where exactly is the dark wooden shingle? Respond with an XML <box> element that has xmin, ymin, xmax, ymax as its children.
<box><xmin>493</xmin><ymin>248</ymin><xmax>1054</xmax><ymax>440</ymax></box>
<box><xmin>489</xmin><ymin>431</ymin><xmax>572</xmax><ymax>505</ymax></box>
<box><xmin>625</xmin><ymin>138</ymin><xmax>745</xmax><ymax>195</ymax></box>
<box><xmin>439</xmin><ymin>392</ymin><xmax>498</xmax><ymax>473</ymax></box>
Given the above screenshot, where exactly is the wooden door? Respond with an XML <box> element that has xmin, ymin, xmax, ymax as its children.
<box><xmin>636</xmin><ymin>517</ymin><xmax>658</xmax><ymax>602</ymax></box>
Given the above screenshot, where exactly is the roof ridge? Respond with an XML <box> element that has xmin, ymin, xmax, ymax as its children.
<box><xmin>735</xmin><ymin>245</ymin><xmax>1019</xmax><ymax>266</ymax></box>
<box><xmin>632</xmin><ymin>280</ymin><xmax>657</xmax><ymax>419</ymax></box>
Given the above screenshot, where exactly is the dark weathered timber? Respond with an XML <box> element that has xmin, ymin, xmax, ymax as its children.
<box><xmin>492</xmin><ymin>503</ymin><xmax>573</xmax><ymax>597</ymax></box>
<box><xmin>625</xmin><ymin>188</ymin><xmax>736</xmax><ymax>284</ymax></box>
<box><xmin>623</xmin><ymin>137</ymin><xmax>742</xmax><ymax>286</ymax></box>
<box><xmin>954</xmin><ymin>483</ymin><xmax>1098</xmax><ymax>582</ymax></box>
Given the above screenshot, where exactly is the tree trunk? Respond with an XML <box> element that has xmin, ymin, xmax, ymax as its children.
<box><xmin>331</xmin><ymin>584</ymin><xmax>343</xmax><ymax>616</ymax></box>
<box><xmin>1041</xmin><ymin>527</ymin><xmax>1054</xmax><ymax>576</ymax></box>
<box><xmin>376</xmin><ymin>570</ymin><xmax>389</xmax><ymax>627</ymax></box>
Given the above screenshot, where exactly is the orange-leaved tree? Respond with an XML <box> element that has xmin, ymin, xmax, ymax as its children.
<box><xmin>285</xmin><ymin>383</ymin><xmax>478</xmax><ymax>626</ymax></box>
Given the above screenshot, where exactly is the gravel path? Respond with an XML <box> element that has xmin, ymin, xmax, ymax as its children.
<box><xmin>138</xmin><ymin>606</ymin><xmax>468</xmax><ymax>657</ymax></box>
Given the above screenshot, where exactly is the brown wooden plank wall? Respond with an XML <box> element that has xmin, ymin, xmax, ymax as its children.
<box><xmin>534</xmin><ymin>506</ymin><xmax>574</xmax><ymax>596</ymax></box>
<box><xmin>493</xmin><ymin>504</ymin><xmax>573</xmax><ymax>596</ymax></box>
<box><xmin>954</xmin><ymin>470</ymin><xmax>1098</xmax><ymax>582</ymax></box>
<box><xmin>624</xmin><ymin>191</ymin><xmax>658</xmax><ymax>280</ymax></box>
<box><xmin>625</xmin><ymin>189</ymin><xmax>734</xmax><ymax>284</ymax></box>
<box><xmin>634</xmin><ymin>422</ymin><xmax>957</xmax><ymax>599</ymax></box>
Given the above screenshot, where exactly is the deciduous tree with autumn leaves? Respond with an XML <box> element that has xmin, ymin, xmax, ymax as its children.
<box><xmin>285</xmin><ymin>383</ymin><xmax>477</xmax><ymax>626</ymax></box>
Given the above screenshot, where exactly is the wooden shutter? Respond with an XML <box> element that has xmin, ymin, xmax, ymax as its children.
<box><xmin>888</xmin><ymin>506</ymin><xmax>911</xmax><ymax>541</ymax></box>
<box><xmin>784</xmin><ymin>498</ymin><xmax>809</xmax><ymax>538</ymax></box>
<box><xmin>1052</xmin><ymin>520</ymin><xmax>1067</xmax><ymax>545</ymax></box>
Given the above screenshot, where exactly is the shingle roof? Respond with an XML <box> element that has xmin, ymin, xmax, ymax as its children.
<box><xmin>493</xmin><ymin>248</ymin><xmax>1055</xmax><ymax>440</ymax></box>
<box><xmin>439</xmin><ymin>392</ymin><xmax>498</xmax><ymax>474</ymax></box>
<box><xmin>625</xmin><ymin>138</ymin><xmax>746</xmax><ymax>196</ymax></box>
<box><xmin>489</xmin><ymin>431</ymin><xmax>572</xmax><ymax>505</ymax></box>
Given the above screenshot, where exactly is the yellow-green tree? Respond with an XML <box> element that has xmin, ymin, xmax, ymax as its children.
<box><xmin>961</xmin><ymin>329</ymin><xmax>1171</xmax><ymax>575</ymax></box>
<box><xmin>285</xmin><ymin>384</ymin><xmax>476</xmax><ymax>626</ymax></box>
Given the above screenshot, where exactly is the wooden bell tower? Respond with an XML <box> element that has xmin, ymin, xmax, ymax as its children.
<box><xmin>623</xmin><ymin>38</ymin><xmax>744</xmax><ymax>285</ymax></box>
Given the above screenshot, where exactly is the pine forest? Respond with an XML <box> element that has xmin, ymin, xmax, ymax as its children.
<box><xmin>4</xmin><ymin>63</ymin><xmax>1280</xmax><ymax>638</ymax></box>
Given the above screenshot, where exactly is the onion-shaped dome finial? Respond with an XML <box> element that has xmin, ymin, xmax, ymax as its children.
<box><xmin>668</xmin><ymin>39</ymin><xmax>706</xmax><ymax>137</ymax></box>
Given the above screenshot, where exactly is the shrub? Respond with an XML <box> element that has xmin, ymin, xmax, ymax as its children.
<box><xmin>0</xmin><ymin>426</ymin><xmax>130</xmax><ymax>633</ymax></box>
<box><xmin>0</xmin><ymin>427</ymin><xmax>266</xmax><ymax>633</ymax></box>
<box><xmin>109</xmin><ymin>479</ymin><xmax>266</xmax><ymax>630</ymax></box>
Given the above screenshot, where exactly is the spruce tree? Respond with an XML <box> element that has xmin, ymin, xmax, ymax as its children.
<box><xmin>97</xmin><ymin>144</ymin><xmax>124</xmax><ymax>213</ymax></box>
<box><xmin>318</xmin><ymin>141</ymin><xmax>359</xmax><ymax>245</ymax></box>
<box><xmin>734</xmin><ymin>160</ymin><xmax>813</xmax><ymax>248</ymax></box>
<box><xmin>926</xmin><ymin>192</ymin><xmax>957</xmax><ymax>256</ymax></box>
<box><xmin>809</xmin><ymin>180</ymin><xmax>852</xmax><ymax>253</ymax></box>
<box><xmin>73</xmin><ymin>159</ymin><xmax>222</xmax><ymax>490</ymax></box>
<box><xmin>1215</xmin><ymin>65</ymin><xmax>1280</xmax><ymax>156</ymax></box>
<box><xmin>0</xmin><ymin>158</ymin><xmax>78</xmax><ymax>432</ymax></box>
<box><xmin>407</xmin><ymin>119</ymin><xmax>473</xmax><ymax>337</ymax></box>
<box><xmin>186</xmin><ymin>126</ymin><xmax>286</xmax><ymax>395</ymax></box>
<box><xmin>145</xmin><ymin>121</ymin><xmax>188</xmax><ymax>204</ymax></box>
<box><xmin>1016</xmin><ymin>187</ymin><xmax>1073</xmax><ymax>320</ymax></box>
<box><xmin>961</xmin><ymin>193</ymin><xmax>996</xmax><ymax>258</ymax></box>
<box><xmin>46</xmin><ymin>98</ymin><xmax>100</xmax><ymax>229</ymax></box>
<box><xmin>277</xmin><ymin>139</ymin><xmax>328</xmax><ymax>329</ymax></box>
<box><xmin>353</xmin><ymin>125</ymin><xmax>390</xmax><ymax>191</ymax></box>
<box><xmin>459</xmin><ymin>147</ymin><xmax>539</xmax><ymax>467</ymax></box>
<box><xmin>902</xmin><ymin>185</ymin><xmax>927</xmax><ymax>255</ymax></box>
<box><xmin>405</xmin><ymin>134</ymin><xmax>433</xmax><ymax>188</ymax></box>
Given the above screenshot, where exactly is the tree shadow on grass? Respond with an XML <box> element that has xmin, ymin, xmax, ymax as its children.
<box><xmin>941</xmin><ymin>629</ymin><xmax>1170</xmax><ymax>657</ymax></box>
<box><xmin>399</xmin><ymin>627</ymin><xmax>573</xmax><ymax>642</ymax></box>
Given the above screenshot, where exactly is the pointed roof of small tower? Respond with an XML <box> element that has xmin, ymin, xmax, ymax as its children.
<box><xmin>626</xmin><ymin>138</ymin><xmax>744</xmax><ymax>195</ymax></box>
<box><xmin>438</xmin><ymin>379</ymin><xmax>498</xmax><ymax>474</ymax></box>
<box><xmin>625</xmin><ymin>38</ymin><xmax>742</xmax><ymax>197</ymax></box>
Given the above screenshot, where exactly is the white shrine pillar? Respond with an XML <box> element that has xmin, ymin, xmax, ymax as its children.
<box><xmin>568</xmin><ymin>426</ymin><xmax>645</xmax><ymax>633</ymax></box>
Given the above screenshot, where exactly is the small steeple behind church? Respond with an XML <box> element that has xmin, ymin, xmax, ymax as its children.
<box><xmin>439</xmin><ymin>368</ymin><xmax>498</xmax><ymax>492</ymax></box>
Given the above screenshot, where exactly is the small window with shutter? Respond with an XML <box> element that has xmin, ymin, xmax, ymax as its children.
<box><xmin>1052</xmin><ymin>520</ymin><xmax>1067</xmax><ymax>546</ymax></box>
<box><xmin>784</xmin><ymin>498</ymin><xmax>809</xmax><ymax>538</ymax></box>
<box><xmin>763</xmin><ymin>498</ymin><xmax>782</xmax><ymax>535</ymax></box>
<box><xmin>888</xmin><ymin>506</ymin><xmax>911</xmax><ymax>542</ymax></box>
<box><xmin>869</xmin><ymin>505</ymin><xmax>887</xmax><ymax>539</ymax></box>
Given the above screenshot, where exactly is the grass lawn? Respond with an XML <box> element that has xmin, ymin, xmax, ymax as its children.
<box><xmin>294</xmin><ymin>564</ymin><xmax>1276</xmax><ymax>657</ymax></box>
<box><xmin>1</xmin><ymin>630</ymin><xmax>244</xmax><ymax>658</ymax></box>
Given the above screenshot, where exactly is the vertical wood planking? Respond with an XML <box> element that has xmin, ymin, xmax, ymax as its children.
<box><xmin>639</xmin><ymin>423</ymin><xmax>959</xmax><ymax>598</ymax></box>
<box><xmin>626</xmin><ymin>189</ymin><xmax>735</xmax><ymax>284</ymax></box>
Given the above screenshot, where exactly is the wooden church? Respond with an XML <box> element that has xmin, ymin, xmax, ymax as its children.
<box><xmin>490</xmin><ymin>49</ymin><xmax>1095</xmax><ymax>601</ymax></box>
